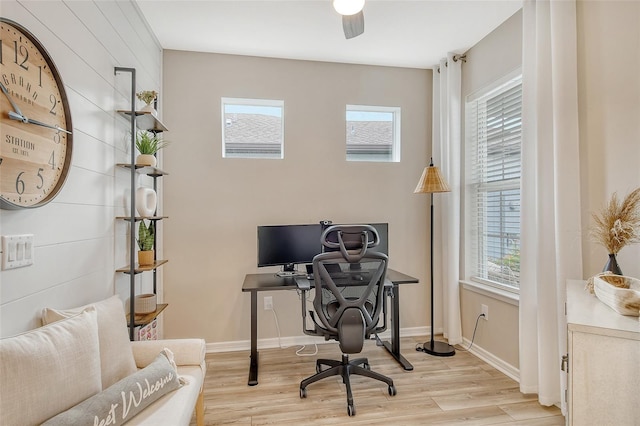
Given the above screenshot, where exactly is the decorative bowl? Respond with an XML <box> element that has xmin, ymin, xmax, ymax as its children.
<box><xmin>593</xmin><ymin>274</ymin><xmax>640</xmax><ymax>316</ymax></box>
<box><xmin>134</xmin><ymin>293</ymin><xmax>157</xmax><ymax>314</ymax></box>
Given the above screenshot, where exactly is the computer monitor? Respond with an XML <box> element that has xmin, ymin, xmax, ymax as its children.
<box><xmin>257</xmin><ymin>224</ymin><xmax>322</xmax><ymax>274</ymax></box>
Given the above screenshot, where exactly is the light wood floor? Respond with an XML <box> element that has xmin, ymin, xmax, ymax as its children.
<box><xmin>192</xmin><ymin>336</ymin><xmax>564</xmax><ymax>425</ymax></box>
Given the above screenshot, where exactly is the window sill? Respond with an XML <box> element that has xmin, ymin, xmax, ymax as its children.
<box><xmin>460</xmin><ymin>279</ymin><xmax>519</xmax><ymax>306</ymax></box>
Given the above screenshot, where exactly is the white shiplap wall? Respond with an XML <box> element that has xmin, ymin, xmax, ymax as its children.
<box><xmin>0</xmin><ymin>0</ymin><xmax>163</xmax><ymax>337</ymax></box>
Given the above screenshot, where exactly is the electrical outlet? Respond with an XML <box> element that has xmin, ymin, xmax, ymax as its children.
<box><xmin>263</xmin><ymin>296</ymin><xmax>273</xmax><ymax>310</ymax></box>
<box><xmin>481</xmin><ymin>304</ymin><xmax>489</xmax><ymax>321</ymax></box>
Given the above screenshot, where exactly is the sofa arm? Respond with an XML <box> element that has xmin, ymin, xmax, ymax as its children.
<box><xmin>131</xmin><ymin>338</ymin><xmax>206</xmax><ymax>369</ymax></box>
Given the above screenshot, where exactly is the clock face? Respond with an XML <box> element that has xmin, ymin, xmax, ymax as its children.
<box><xmin>0</xmin><ymin>18</ymin><xmax>72</xmax><ymax>209</ymax></box>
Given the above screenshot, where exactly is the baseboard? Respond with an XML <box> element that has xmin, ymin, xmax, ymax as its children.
<box><xmin>461</xmin><ymin>337</ymin><xmax>520</xmax><ymax>383</ymax></box>
<box><xmin>205</xmin><ymin>326</ymin><xmax>430</xmax><ymax>354</ymax></box>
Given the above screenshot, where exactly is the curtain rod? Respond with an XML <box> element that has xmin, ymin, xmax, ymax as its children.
<box><xmin>453</xmin><ymin>54</ymin><xmax>467</xmax><ymax>63</ymax></box>
<box><xmin>437</xmin><ymin>54</ymin><xmax>467</xmax><ymax>73</ymax></box>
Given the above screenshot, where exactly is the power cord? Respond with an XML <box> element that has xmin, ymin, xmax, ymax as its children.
<box><xmin>269</xmin><ymin>307</ymin><xmax>287</xmax><ymax>348</ymax></box>
<box><xmin>415</xmin><ymin>313</ymin><xmax>485</xmax><ymax>352</ymax></box>
<box><xmin>294</xmin><ymin>290</ymin><xmax>319</xmax><ymax>356</ymax></box>
<box><xmin>455</xmin><ymin>313</ymin><xmax>485</xmax><ymax>352</ymax></box>
<box><xmin>295</xmin><ymin>344</ymin><xmax>318</xmax><ymax>357</ymax></box>
<box><xmin>269</xmin><ymin>296</ymin><xmax>318</xmax><ymax>357</ymax></box>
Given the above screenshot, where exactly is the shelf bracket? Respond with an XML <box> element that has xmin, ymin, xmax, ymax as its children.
<box><xmin>115</xmin><ymin>66</ymin><xmax>137</xmax><ymax>341</ymax></box>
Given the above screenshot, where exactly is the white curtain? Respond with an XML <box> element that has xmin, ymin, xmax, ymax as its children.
<box><xmin>520</xmin><ymin>0</ymin><xmax>583</xmax><ymax>411</ymax></box>
<box><xmin>432</xmin><ymin>54</ymin><xmax>462</xmax><ymax>345</ymax></box>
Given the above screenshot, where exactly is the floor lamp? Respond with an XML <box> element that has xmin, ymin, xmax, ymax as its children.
<box><xmin>414</xmin><ymin>158</ymin><xmax>456</xmax><ymax>357</ymax></box>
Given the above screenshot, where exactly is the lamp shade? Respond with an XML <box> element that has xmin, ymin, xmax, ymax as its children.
<box><xmin>333</xmin><ymin>0</ymin><xmax>365</xmax><ymax>16</ymax></box>
<box><xmin>414</xmin><ymin>161</ymin><xmax>450</xmax><ymax>194</ymax></box>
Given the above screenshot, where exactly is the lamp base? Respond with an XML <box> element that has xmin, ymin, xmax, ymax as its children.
<box><xmin>420</xmin><ymin>340</ymin><xmax>456</xmax><ymax>357</ymax></box>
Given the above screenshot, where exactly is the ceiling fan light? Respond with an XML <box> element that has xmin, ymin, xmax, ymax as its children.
<box><xmin>333</xmin><ymin>0</ymin><xmax>365</xmax><ymax>16</ymax></box>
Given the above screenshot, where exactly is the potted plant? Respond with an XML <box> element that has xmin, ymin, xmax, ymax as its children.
<box><xmin>136</xmin><ymin>90</ymin><xmax>158</xmax><ymax>115</ymax></box>
<box><xmin>137</xmin><ymin>220</ymin><xmax>155</xmax><ymax>266</ymax></box>
<box><xmin>135</xmin><ymin>131</ymin><xmax>169</xmax><ymax>167</ymax></box>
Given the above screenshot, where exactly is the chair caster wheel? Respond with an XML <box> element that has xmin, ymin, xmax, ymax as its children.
<box><xmin>388</xmin><ymin>385</ymin><xmax>397</xmax><ymax>396</ymax></box>
<box><xmin>300</xmin><ymin>387</ymin><xmax>307</xmax><ymax>398</ymax></box>
<box><xmin>363</xmin><ymin>362</ymin><xmax>370</xmax><ymax>370</ymax></box>
<box><xmin>347</xmin><ymin>404</ymin><xmax>356</xmax><ymax>416</ymax></box>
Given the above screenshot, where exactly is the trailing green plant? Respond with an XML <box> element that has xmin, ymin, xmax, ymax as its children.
<box><xmin>136</xmin><ymin>131</ymin><xmax>169</xmax><ymax>155</ymax></box>
<box><xmin>137</xmin><ymin>220</ymin><xmax>155</xmax><ymax>251</ymax></box>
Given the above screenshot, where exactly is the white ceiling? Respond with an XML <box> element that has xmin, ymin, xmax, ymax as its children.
<box><xmin>136</xmin><ymin>0</ymin><xmax>522</xmax><ymax>69</ymax></box>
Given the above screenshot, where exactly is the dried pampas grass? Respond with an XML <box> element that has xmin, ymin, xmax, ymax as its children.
<box><xmin>590</xmin><ymin>187</ymin><xmax>640</xmax><ymax>254</ymax></box>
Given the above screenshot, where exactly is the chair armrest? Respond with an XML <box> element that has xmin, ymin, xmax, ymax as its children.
<box><xmin>131</xmin><ymin>338</ymin><xmax>206</xmax><ymax>369</ymax></box>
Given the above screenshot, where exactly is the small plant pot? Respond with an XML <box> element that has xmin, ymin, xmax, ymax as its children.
<box><xmin>140</xmin><ymin>103</ymin><xmax>158</xmax><ymax>117</ymax></box>
<box><xmin>136</xmin><ymin>154</ymin><xmax>157</xmax><ymax>167</ymax></box>
<box><xmin>138</xmin><ymin>250</ymin><xmax>154</xmax><ymax>266</ymax></box>
<box><xmin>134</xmin><ymin>294</ymin><xmax>157</xmax><ymax>314</ymax></box>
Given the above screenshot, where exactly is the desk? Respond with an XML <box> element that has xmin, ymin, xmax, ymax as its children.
<box><xmin>242</xmin><ymin>269</ymin><xmax>419</xmax><ymax>386</ymax></box>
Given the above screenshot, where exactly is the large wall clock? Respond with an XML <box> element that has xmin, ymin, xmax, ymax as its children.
<box><xmin>0</xmin><ymin>18</ymin><xmax>73</xmax><ymax>209</ymax></box>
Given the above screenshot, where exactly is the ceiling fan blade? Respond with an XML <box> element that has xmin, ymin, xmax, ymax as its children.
<box><xmin>342</xmin><ymin>11</ymin><xmax>364</xmax><ymax>39</ymax></box>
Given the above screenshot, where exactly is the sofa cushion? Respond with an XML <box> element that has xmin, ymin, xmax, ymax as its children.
<box><xmin>42</xmin><ymin>349</ymin><xmax>181</xmax><ymax>426</ymax></box>
<box><xmin>0</xmin><ymin>308</ymin><xmax>101</xmax><ymax>426</ymax></box>
<box><xmin>129</xmin><ymin>339</ymin><xmax>207</xmax><ymax>425</ymax></box>
<box><xmin>42</xmin><ymin>295</ymin><xmax>137</xmax><ymax>389</ymax></box>
<box><xmin>127</xmin><ymin>365</ymin><xmax>204</xmax><ymax>426</ymax></box>
<box><xmin>131</xmin><ymin>338</ymin><xmax>207</xmax><ymax>369</ymax></box>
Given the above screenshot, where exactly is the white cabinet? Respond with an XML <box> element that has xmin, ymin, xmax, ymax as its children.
<box><xmin>565</xmin><ymin>280</ymin><xmax>640</xmax><ymax>425</ymax></box>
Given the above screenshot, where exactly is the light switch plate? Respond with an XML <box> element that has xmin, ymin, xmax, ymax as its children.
<box><xmin>1</xmin><ymin>234</ymin><xmax>35</xmax><ymax>270</ymax></box>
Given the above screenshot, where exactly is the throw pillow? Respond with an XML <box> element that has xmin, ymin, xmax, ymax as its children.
<box><xmin>42</xmin><ymin>349</ymin><xmax>181</xmax><ymax>426</ymax></box>
<box><xmin>42</xmin><ymin>295</ymin><xmax>137</xmax><ymax>389</ymax></box>
<box><xmin>0</xmin><ymin>308</ymin><xmax>101</xmax><ymax>426</ymax></box>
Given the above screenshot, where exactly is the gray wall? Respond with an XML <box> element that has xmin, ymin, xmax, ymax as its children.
<box><xmin>161</xmin><ymin>51</ymin><xmax>433</xmax><ymax>345</ymax></box>
<box><xmin>0</xmin><ymin>0</ymin><xmax>162</xmax><ymax>337</ymax></box>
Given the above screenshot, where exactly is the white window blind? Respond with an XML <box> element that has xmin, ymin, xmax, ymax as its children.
<box><xmin>465</xmin><ymin>76</ymin><xmax>522</xmax><ymax>291</ymax></box>
<box><xmin>221</xmin><ymin>98</ymin><xmax>284</xmax><ymax>159</ymax></box>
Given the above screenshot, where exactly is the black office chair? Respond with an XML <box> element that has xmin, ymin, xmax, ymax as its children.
<box><xmin>296</xmin><ymin>225</ymin><xmax>396</xmax><ymax>416</ymax></box>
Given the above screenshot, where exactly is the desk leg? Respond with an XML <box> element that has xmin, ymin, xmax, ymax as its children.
<box><xmin>381</xmin><ymin>284</ymin><xmax>414</xmax><ymax>371</ymax></box>
<box><xmin>248</xmin><ymin>290</ymin><xmax>259</xmax><ymax>386</ymax></box>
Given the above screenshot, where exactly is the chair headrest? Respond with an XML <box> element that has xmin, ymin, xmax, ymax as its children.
<box><xmin>321</xmin><ymin>225</ymin><xmax>379</xmax><ymax>262</ymax></box>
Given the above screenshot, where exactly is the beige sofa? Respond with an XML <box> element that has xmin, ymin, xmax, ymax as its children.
<box><xmin>0</xmin><ymin>296</ymin><xmax>205</xmax><ymax>426</ymax></box>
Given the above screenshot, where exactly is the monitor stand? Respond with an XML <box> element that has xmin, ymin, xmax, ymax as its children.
<box><xmin>276</xmin><ymin>263</ymin><xmax>299</xmax><ymax>277</ymax></box>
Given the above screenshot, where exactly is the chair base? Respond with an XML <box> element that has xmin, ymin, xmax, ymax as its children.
<box><xmin>299</xmin><ymin>354</ymin><xmax>396</xmax><ymax>416</ymax></box>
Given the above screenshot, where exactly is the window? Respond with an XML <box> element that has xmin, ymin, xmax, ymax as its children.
<box><xmin>221</xmin><ymin>98</ymin><xmax>284</xmax><ymax>159</ymax></box>
<box><xmin>465</xmin><ymin>74</ymin><xmax>522</xmax><ymax>292</ymax></box>
<box><xmin>345</xmin><ymin>105</ymin><xmax>400</xmax><ymax>162</ymax></box>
